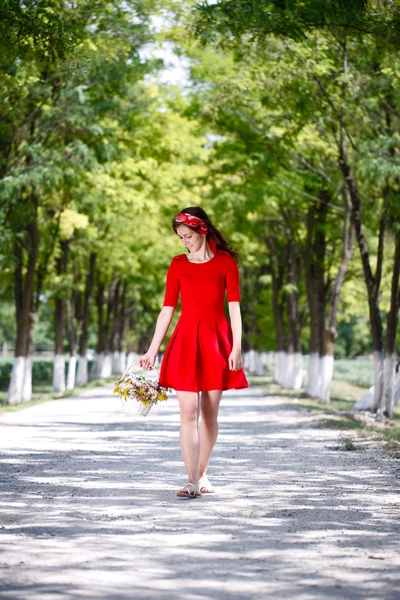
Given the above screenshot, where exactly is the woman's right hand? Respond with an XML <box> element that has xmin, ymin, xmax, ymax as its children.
<box><xmin>138</xmin><ymin>353</ymin><xmax>156</xmax><ymax>370</ymax></box>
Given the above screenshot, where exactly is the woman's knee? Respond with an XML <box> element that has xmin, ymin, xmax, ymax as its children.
<box><xmin>201</xmin><ymin>391</ymin><xmax>222</xmax><ymax>423</ymax></box>
<box><xmin>201</xmin><ymin>406</ymin><xmax>218</xmax><ymax>426</ymax></box>
<box><xmin>201</xmin><ymin>401</ymin><xmax>219</xmax><ymax>425</ymax></box>
<box><xmin>177</xmin><ymin>392</ymin><xmax>199</xmax><ymax>423</ymax></box>
<box><xmin>180</xmin><ymin>405</ymin><xmax>199</xmax><ymax>423</ymax></box>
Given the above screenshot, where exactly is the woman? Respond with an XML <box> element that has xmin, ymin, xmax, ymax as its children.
<box><xmin>138</xmin><ymin>207</ymin><xmax>248</xmax><ymax>499</ymax></box>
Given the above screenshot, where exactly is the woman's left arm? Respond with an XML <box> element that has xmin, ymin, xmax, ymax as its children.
<box><xmin>228</xmin><ymin>301</ymin><xmax>244</xmax><ymax>370</ymax></box>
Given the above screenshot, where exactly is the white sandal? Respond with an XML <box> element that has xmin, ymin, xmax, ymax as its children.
<box><xmin>176</xmin><ymin>483</ymin><xmax>201</xmax><ymax>499</ymax></box>
<box><xmin>199</xmin><ymin>475</ymin><xmax>215</xmax><ymax>494</ymax></box>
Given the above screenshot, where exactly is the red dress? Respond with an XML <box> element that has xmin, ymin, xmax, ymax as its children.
<box><xmin>158</xmin><ymin>250</ymin><xmax>249</xmax><ymax>392</ymax></box>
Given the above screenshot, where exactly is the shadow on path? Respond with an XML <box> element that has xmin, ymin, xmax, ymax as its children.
<box><xmin>0</xmin><ymin>385</ymin><xmax>399</xmax><ymax>599</ymax></box>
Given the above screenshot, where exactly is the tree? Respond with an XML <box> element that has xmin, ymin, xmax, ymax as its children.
<box><xmin>192</xmin><ymin>0</ymin><xmax>400</xmax><ymax>413</ymax></box>
<box><xmin>0</xmin><ymin>0</ymin><xmax>158</xmax><ymax>402</ymax></box>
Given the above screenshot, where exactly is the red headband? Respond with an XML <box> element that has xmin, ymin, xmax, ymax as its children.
<box><xmin>175</xmin><ymin>212</ymin><xmax>217</xmax><ymax>254</ymax></box>
<box><xmin>175</xmin><ymin>212</ymin><xmax>208</xmax><ymax>235</ymax></box>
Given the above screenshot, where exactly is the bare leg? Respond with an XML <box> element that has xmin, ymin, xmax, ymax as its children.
<box><xmin>176</xmin><ymin>391</ymin><xmax>201</xmax><ymax>489</ymax></box>
<box><xmin>199</xmin><ymin>390</ymin><xmax>223</xmax><ymax>480</ymax></box>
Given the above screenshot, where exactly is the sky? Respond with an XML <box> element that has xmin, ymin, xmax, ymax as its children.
<box><xmin>140</xmin><ymin>40</ymin><xmax>192</xmax><ymax>86</ymax></box>
<box><xmin>138</xmin><ymin>12</ymin><xmax>192</xmax><ymax>87</ymax></box>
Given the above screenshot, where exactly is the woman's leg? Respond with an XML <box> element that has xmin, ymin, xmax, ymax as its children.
<box><xmin>198</xmin><ymin>390</ymin><xmax>223</xmax><ymax>479</ymax></box>
<box><xmin>176</xmin><ymin>391</ymin><xmax>201</xmax><ymax>487</ymax></box>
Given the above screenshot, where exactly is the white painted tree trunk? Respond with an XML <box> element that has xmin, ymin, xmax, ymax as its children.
<box><xmin>318</xmin><ymin>354</ymin><xmax>334</xmax><ymax>404</ymax></box>
<box><xmin>66</xmin><ymin>355</ymin><xmax>77</xmax><ymax>391</ymax></box>
<box><xmin>382</xmin><ymin>354</ymin><xmax>396</xmax><ymax>417</ymax></box>
<box><xmin>273</xmin><ymin>351</ymin><xmax>279</xmax><ymax>384</ymax></box>
<box><xmin>274</xmin><ymin>351</ymin><xmax>285</xmax><ymax>386</ymax></box>
<box><xmin>354</xmin><ymin>377</ymin><xmax>400</xmax><ymax>411</ymax></box>
<box><xmin>7</xmin><ymin>356</ymin><xmax>26</xmax><ymax>404</ymax></box>
<box><xmin>281</xmin><ymin>352</ymin><xmax>289</xmax><ymax>387</ymax></box>
<box><xmin>90</xmin><ymin>353</ymin><xmax>103</xmax><ymax>379</ymax></box>
<box><xmin>76</xmin><ymin>356</ymin><xmax>88</xmax><ymax>387</ymax></box>
<box><xmin>53</xmin><ymin>354</ymin><xmax>66</xmax><ymax>393</ymax></box>
<box><xmin>22</xmin><ymin>356</ymin><xmax>32</xmax><ymax>402</ymax></box>
<box><xmin>100</xmin><ymin>353</ymin><xmax>112</xmax><ymax>378</ymax></box>
<box><xmin>126</xmin><ymin>352</ymin><xmax>134</xmax><ymax>368</ymax></box>
<box><xmin>284</xmin><ymin>352</ymin><xmax>303</xmax><ymax>390</ymax></box>
<box><xmin>112</xmin><ymin>351</ymin><xmax>119</xmax><ymax>374</ymax></box>
<box><xmin>304</xmin><ymin>353</ymin><xmax>320</xmax><ymax>398</ymax></box>
<box><xmin>373</xmin><ymin>351</ymin><xmax>384</xmax><ymax>409</ymax></box>
<box><xmin>260</xmin><ymin>352</ymin><xmax>269</xmax><ymax>375</ymax></box>
<box><xmin>248</xmin><ymin>349</ymin><xmax>256</xmax><ymax>374</ymax></box>
<box><xmin>395</xmin><ymin>377</ymin><xmax>400</xmax><ymax>407</ymax></box>
<box><xmin>126</xmin><ymin>352</ymin><xmax>139</xmax><ymax>369</ymax></box>
<box><xmin>255</xmin><ymin>351</ymin><xmax>264</xmax><ymax>376</ymax></box>
<box><xmin>281</xmin><ymin>351</ymin><xmax>291</xmax><ymax>387</ymax></box>
<box><xmin>294</xmin><ymin>353</ymin><xmax>303</xmax><ymax>390</ymax></box>
<box><xmin>119</xmin><ymin>351</ymin><xmax>126</xmax><ymax>373</ymax></box>
<box><xmin>112</xmin><ymin>351</ymin><xmax>125</xmax><ymax>374</ymax></box>
<box><xmin>281</xmin><ymin>352</ymin><xmax>302</xmax><ymax>389</ymax></box>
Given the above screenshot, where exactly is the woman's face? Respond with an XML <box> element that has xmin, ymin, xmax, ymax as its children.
<box><xmin>176</xmin><ymin>224</ymin><xmax>204</xmax><ymax>253</ymax></box>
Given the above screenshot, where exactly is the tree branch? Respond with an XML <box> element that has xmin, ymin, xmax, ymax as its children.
<box><xmin>279</xmin><ymin>181</ymin><xmax>345</xmax><ymax>212</ymax></box>
<box><xmin>283</xmin><ymin>39</ymin><xmax>358</xmax><ymax>152</ymax></box>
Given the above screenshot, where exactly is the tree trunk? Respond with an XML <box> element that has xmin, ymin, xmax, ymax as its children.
<box><xmin>22</xmin><ymin>311</ymin><xmax>36</xmax><ymax>402</ymax></box>
<box><xmin>8</xmin><ymin>214</ymin><xmax>39</xmax><ymax>404</ymax></box>
<box><xmin>303</xmin><ymin>200</ymin><xmax>327</xmax><ymax>399</ymax></box>
<box><xmin>110</xmin><ymin>280</ymin><xmax>122</xmax><ymax>374</ymax></box>
<box><xmin>66</xmin><ymin>298</ymin><xmax>77</xmax><ymax>390</ymax></box>
<box><xmin>382</xmin><ymin>232</ymin><xmax>400</xmax><ymax>418</ymax></box>
<box><xmin>100</xmin><ymin>276</ymin><xmax>117</xmax><ymax>378</ymax></box>
<box><xmin>125</xmin><ymin>312</ymin><xmax>137</xmax><ymax>368</ymax></box>
<box><xmin>91</xmin><ymin>276</ymin><xmax>116</xmax><ymax>380</ymax></box>
<box><xmin>264</xmin><ymin>222</ymin><xmax>287</xmax><ymax>386</ymax></box>
<box><xmin>76</xmin><ymin>252</ymin><xmax>96</xmax><ymax>386</ymax></box>
<box><xmin>319</xmin><ymin>189</ymin><xmax>354</xmax><ymax>403</ymax></box>
<box><xmin>91</xmin><ymin>280</ymin><xmax>105</xmax><ymax>379</ymax></box>
<box><xmin>114</xmin><ymin>281</ymin><xmax>127</xmax><ymax>374</ymax></box>
<box><xmin>338</xmin><ymin>143</ymin><xmax>385</xmax><ymax>410</ymax></box>
<box><xmin>285</xmin><ymin>238</ymin><xmax>303</xmax><ymax>390</ymax></box>
<box><xmin>53</xmin><ymin>240</ymin><xmax>69</xmax><ymax>393</ymax></box>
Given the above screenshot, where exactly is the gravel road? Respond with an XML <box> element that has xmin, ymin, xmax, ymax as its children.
<box><xmin>1</xmin><ymin>384</ymin><xmax>400</xmax><ymax>600</ymax></box>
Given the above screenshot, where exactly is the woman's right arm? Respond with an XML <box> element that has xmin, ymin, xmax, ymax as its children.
<box><xmin>138</xmin><ymin>306</ymin><xmax>175</xmax><ymax>369</ymax></box>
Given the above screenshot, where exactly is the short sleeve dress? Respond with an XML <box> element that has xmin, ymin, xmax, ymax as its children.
<box><xmin>158</xmin><ymin>250</ymin><xmax>249</xmax><ymax>392</ymax></box>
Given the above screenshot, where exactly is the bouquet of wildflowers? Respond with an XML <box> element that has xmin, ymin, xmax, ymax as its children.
<box><xmin>113</xmin><ymin>364</ymin><xmax>170</xmax><ymax>416</ymax></box>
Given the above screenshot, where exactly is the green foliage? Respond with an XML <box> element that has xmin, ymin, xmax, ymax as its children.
<box><xmin>194</xmin><ymin>1</ymin><xmax>399</xmax><ymax>46</ymax></box>
<box><xmin>334</xmin><ymin>315</ymin><xmax>372</xmax><ymax>358</ymax></box>
<box><xmin>0</xmin><ymin>0</ymin><xmax>215</xmax><ymax>363</ymax></box>
<box><xmin>1</xmin><ymin>0</ymin><xmax>400</xmax><ymax>369</ymax></box>
<box><xmin>188</xmin><ymin>0</ymin><xmax>400</xmax><ymax>357</ymax></box>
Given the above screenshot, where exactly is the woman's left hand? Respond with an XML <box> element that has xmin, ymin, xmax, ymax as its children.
<box><xmin>229</xmin><ymin>348</ymin><xmax>244</xmax><ymax>371</ymax></box>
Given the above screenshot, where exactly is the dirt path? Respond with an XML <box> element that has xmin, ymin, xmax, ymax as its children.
<box><xmin>0</xmin><ymin>385</ymin><xmax>399</xmax><ymax>600</ymax></box>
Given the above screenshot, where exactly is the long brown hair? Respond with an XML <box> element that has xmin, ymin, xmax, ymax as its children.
<box><xmin>172</xmin><ymin>206</ymin><xmax>239</xmax><ymax>262</ymax></box>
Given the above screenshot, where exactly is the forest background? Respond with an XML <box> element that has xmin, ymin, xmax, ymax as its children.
<box><xmin>0</xmin><ymin>0</ymin><xmax>399</xmax><ymax>416</ymax></box>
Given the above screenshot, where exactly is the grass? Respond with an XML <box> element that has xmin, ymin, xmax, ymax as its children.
<box><xmin>341</xmin><ymin>438</ymin><xmax>365</xmax><ymax>451</ymax></box>
<box><xmin>332</xmin><ymin>357</ymin><xmax>374</xmax><ymax>388</ymax></box>
<box><xmin>257</xmin><ymin>374</ymin><xmax>400</xmax><ymax>449</ymax></box>
<box><xmin>0</xmin><ymin>377</ymin><xmax>115</xmax><ymax>415</ymax></box>
<box><xmin>332</xmin><ymin>435</ymin><xmax>365</xmax><ymax>451</ymax></box>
